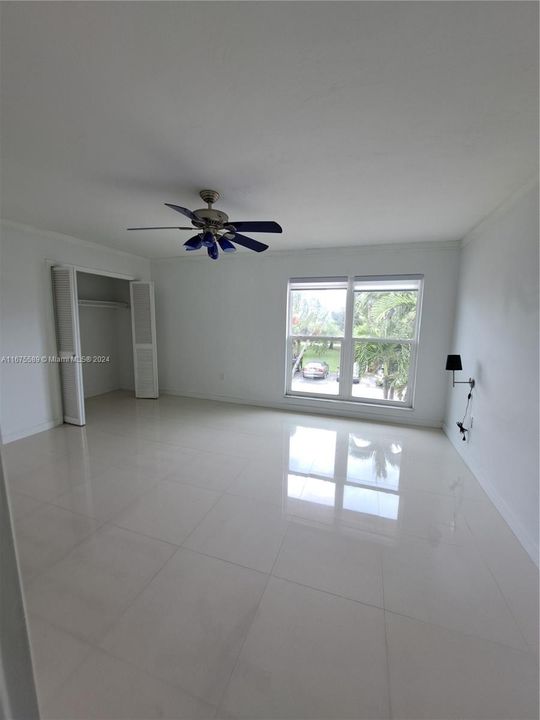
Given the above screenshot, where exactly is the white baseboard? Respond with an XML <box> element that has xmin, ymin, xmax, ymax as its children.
<box><xmin>443</xmin><ymin>423</ymin><xmax>539</xmax><ymax>567</ymax></box>
<box><xmin>160</xmin><ymin>386</ymin><xmax>442</xmax><ymax>428</ymax></box>
<box><xmin>2</xmin><ymin>417</ymin><xmax>63</xmax><ymax>444</ymax></box>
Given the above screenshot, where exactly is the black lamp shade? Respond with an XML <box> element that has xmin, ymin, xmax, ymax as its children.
<box><xmin>446</xmin><ymin>354</ymin><xmax>462</xmax><ymax>371</ymax></box>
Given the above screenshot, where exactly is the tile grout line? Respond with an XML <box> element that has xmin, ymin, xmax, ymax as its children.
<box><xmin>381</xmin><ymin>554</ymin><xmax>394</xmax><ymax>720</ymax></box>
<box><xmin>213</xmin><ymin>521</ymin><xmax>291</xmax><ymax>718</ymax></box>
<box><xmin>29</xmin><ymin>623</ymin><xmax>95</xmax><ymax>717</ymax></box>
<box><xmin>462</xmin><ymin>512</ymin><xmax>534</xmax><ymax>653</ymax></box>
<box><xmin>19</xmin><ymin>514</ymin><xmax>110</xmax><ymax>589</ymax></box>
<box><xmin>89</xmin><ymin>512</ymin><xmax>537</xmax><ymax>661</ymax></box>
<box><xmin>177</xmin><ymin>489</ymin><xmax>229</xmax><ymax>548</ymax></box>
<box><xmin>15</xmin><ymin>472</ymin><xmax>534</xmax><ymax>662</ymax></box>
<box><xmin>33</xmin><ymin>613</ymin><xmax>217</xmax><ymax>718</ymax></box>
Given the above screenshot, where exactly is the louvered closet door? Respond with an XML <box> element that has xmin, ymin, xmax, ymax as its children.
<box><xmin>51</xmin><ymin>266</ymin><xmax>86</xmax><ymax>425</ymax></box>
<box><xmin>130</xmin><ymin>281</ymin><xmax>159</xmax><ymax>398</ymax></box>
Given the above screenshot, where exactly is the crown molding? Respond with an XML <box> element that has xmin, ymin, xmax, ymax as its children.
<box><xmin>0</xmin><ymin>218</ymin><xmax>150</xmax><ymax>262</ymax></box>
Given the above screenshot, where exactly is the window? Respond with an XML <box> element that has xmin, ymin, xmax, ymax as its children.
<box><xmin>286</xmin><ymin>276</ymin><xmax>423</xmax><ymax>406</ymax></box>
<box><xmin>288</xmin><ymin>279</ymin><xmax>347</xmax><ymax>398</ymax></box>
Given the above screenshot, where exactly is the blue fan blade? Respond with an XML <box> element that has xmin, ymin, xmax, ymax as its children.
<box><xmin>184</xmin><ymin>235</ymin><xmax>203</xmax><ymax>251</ymax></box>
<box><xmin>207</xmin><ymin>243</ymin><xmax>219</xmax><ymax>260</ymax></box>
<box><xmin>201</xmin><ymin>231</ymin><xmax>215</xmax><ymax>248</ymax></box>
<box><xmin>229</xmin><ymin>233</ymin><xmax>269</xmax><ymax>253</ymax></box>
<box><xmin>217</xmin><ymin>237</ymin><xmax>236</xmax><ymax>253</ymax></box>
<box><xmin>164</xmin><ymin>203</ymin><xmax>199</xmax><ymax>222</ymax></box>
<box><xmin>127</xmin><ymin>226</ymin><xmax>195</xmax><ymax>231</ymax></box>
<box><xmin>226</xmin><ymin>221</ymin><xmax>282</xmax><ymax>234</ymax></box>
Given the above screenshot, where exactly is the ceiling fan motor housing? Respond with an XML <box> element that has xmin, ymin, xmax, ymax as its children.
<box><xmin>193</xmin><ymin>207</ymin><xmax>229</xmax><ymax>229</ymax></box>
<box><xmin>193</xmin><ymin>190</ymin><xmax>229</xmax><ymax>230</ymax></box>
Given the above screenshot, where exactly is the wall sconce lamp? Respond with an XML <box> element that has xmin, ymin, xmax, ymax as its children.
<box><xmin>445</xmin><ymin>355</ymin><xmax>475</xmax><ymax>390</ymax></box>
<box><xmin>446</xmin><ymin>354</ymin><xmax>475</xmax><ymax>441</ymax></box>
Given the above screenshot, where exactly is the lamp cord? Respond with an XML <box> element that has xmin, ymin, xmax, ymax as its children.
<box><xmin>456</xmin><ymin>388</ymin><xmax>473</xmax><ymax>441</ymax></box>
<box><xmin>461</xmin><ymin>390</ymin><xmax>472</xmax><ymax>425</ymax></box>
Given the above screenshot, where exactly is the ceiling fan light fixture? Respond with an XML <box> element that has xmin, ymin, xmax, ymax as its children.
<box><xmin>218</xmin><ymin>236</ymin><xmax>236</xmax><ymax>253</ymax></box>
<box><xmin>207</xmin><ymin>243</ymin><xmax>219</xmax><ymax>260</ymax></box>
<box><xmin>201</xmin><ymin>230</ymin><xmax>215</xmax><ymax>248</ymax></box>
<box><xmin>184</xmin><ymin>234</ymin><xmax>203</xmax><ymax>251</ymax></box>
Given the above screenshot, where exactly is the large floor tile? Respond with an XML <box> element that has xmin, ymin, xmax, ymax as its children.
<box><xmin>14</xmin><ymin>504</ymin><xmax>100</xmax><ymax>580</ymax></box>
<box><xmin>465</xmin><ymin>498</ymin><xmax>539</xmax><ymax>653</ymax></box>
<box><xmin>282</xmin><ymin>471</ymin><xmax>405</xmax><ymax>538</ymax></box>
<box><xmin>393</xmin><ymin>488</ymin><xmax>474</xmax><ymax>546</ymax></box>
<box><xmin>4</xmin><ymin>424</ymin><xmax>91</xmax><ymax>463</ymax></box>
<box><xmin>165</xmin><ymin>451</ymin><xmax>248</xmax><ymax>492</ymax></box>
<box><xmin>226</xmin><ymin>457</ymin><xmax>288</xmax><ymax>506</ymax></box>
<box><xmin>221</xmin><ymin>577</ymin><xmax>389</xmax><ymax>719</ymax></box>
<box><xmin>174</xmin><ymin>425</ymin><xmax>281</xmax><ymax>459</ymax></box>
<box><xmin>382</xmin><ymin>534</ymin><xmax>527</xmax><ymax>650</ymax></box>
<box><xmin>184</xmin><ymin>494</ymin><xmax>288</xmax><ymax>572</ymax></box>
<box><xmin>119</xmin><ymin>441</ymin><xmax>200</xmax><ymax>477</ymax></box>
<box><xmin>101</xmin><ymin>549</ymin><xmax>267</xmax><ymax>705</ymax></box>
<box><xmin>401</xmin><ymin>439</ymin><xmax>489</xmax><ymax>502</ymax></box>
<box><xmin>386</xmin><ymin>611</ymin><xmax>539</xmax><ymax>719</ymax></box>
<box><xmin>7</xmin><ymin>490</ymin><xmax>43</xmax><ymax>521</ymax></box>
<box><xmin>272</xmin><ymin>520</ymin><xmax>384</xmax><ymax>607</ymax></box>
<box><xmin>42</xmin><ymin>650</ymin><xmax>216</xmax><ymax>720</ymax></box>
<box><xmin>27</xmin><ymin>615</ymin><xmax>93</xmax><ymax>709</ymax></box>
<box><xmin>51</xmin><ymin>465</ymin><xmax>161</xmax><ymax>521</ymax></box>
<box><xmin>6</xmin><ymin>454</ymin><xmax>107</xmax><ymax>501</ymax></box>
<box><xmin>26</xmin><ymin>525</ymin><xmax>176</xmax><ymax>643</ymax></box>
<box><xmin>112</xmin><ymin>479</ymin><xmax>220</xmax><ymax>544</ymax></box>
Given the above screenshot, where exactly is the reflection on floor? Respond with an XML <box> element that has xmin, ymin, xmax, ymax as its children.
<box><xmin>4</xmin><ymin>391</ymin><xmax>539</xmax><ymax>719</ymax></box>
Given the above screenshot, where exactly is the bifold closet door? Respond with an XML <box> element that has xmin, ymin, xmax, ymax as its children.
<box><xmin>51</xmin><ymin>266</ymin><xmax>86</xmax><ymax>425</ymax></box>
<box><xmin>130</xmin><ymin>280</ymin><xmax>159</xmax><ymax>398</ymax></box>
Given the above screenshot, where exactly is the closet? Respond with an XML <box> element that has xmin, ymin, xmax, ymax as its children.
<box><xmin>51</xmin><ymin>266</ymin><xmax>158</xmax><ymax>426</ymax></box>
<box><xmin>77</xmin><ymin>271</ymin><xmax>133</xmax><ymax>401</ymax></box>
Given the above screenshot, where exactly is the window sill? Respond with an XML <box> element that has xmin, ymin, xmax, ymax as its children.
<box><xmin>284</xmin><ymin>393</ymin><xmax>414</xmax><ymax>412</ymax></box>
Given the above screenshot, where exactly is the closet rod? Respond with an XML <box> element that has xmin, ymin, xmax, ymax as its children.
<box><xmin>78</xmin><ymin>299</ymin><xmax>129</xmax><ymax>309</ymax></box>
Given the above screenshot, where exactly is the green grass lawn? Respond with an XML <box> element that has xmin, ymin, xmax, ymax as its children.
<box><xmin>301</xmin><ymin>345</ymin><xmax>341</xmax><ymax>373</ymax></box>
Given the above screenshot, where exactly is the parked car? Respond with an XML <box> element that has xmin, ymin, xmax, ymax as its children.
<box><xmin>302</xmin><ymin>361</ymin><xmax>329</xmax><ymax>379</ymax></box>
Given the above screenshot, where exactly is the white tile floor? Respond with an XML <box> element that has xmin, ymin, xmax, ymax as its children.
<box><xmin>4</xmin><ymin>391</ymin><xmax>539</xmax><ymax>719</ymax></box>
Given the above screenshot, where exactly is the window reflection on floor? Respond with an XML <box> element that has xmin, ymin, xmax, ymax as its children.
<box><xmin>347</xmin><ymin>436</ymin><xmax>402</xmax><ymax>491</ymax></box>
<box><xmin>289</xmin><ymin>425</ymin><xmax>337</xmax><ymax>478</ymax></box>
<box><xmin>287</xmin><ymin>474</ymin><xmax>336</xmax><ymax>507</ymax></box>
<box><xmin>342</xmin><ymin>485</ymin><xmax>399</xmax><ymax>520</ymax></box>
<box><xmin>286</xmin><ymin>425</ymin><xmax>401</xmax><ymax>524</ymax></box>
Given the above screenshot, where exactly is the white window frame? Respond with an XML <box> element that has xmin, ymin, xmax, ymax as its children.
<box><xmin>285</xmin><ymin>274</ymin><xmax>424</xmax><ymax>408</ymax></box>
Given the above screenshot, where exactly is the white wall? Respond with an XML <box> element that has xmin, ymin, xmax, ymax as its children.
<box><xmin>152</xmin><ymin>242</ymin><xmax>460</xmax><ymax>427</ymax></box>
<box><xmin>79</xmin><ymin>307</ymin><xmax>121</xmax><ymax>398</ymax></box>
<box><xmin>0</xmin><ymin>221</ymin><xmax>150</xmax><ymax>441</ymax></box>
<box><xmin>444</xmin><ymin>181</ymin><xmax>539</xmax><ymax>563</ymax></box>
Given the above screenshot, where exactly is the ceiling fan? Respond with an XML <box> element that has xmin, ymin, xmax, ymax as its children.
<box><xmin>127</xmin><ymin>190</ymin><xmax>282</xmax><ymax>259</ymax></box>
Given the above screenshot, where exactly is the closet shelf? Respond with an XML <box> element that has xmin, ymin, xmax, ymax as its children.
<box><xmin>78</xmin><ymin>299</ymin><xmax>130</xmax><ymax>309</ymax></box>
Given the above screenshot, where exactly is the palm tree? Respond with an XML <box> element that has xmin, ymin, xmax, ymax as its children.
<box><xmin>355</xmin><ymin>341</ymin><xmax>410</xmax><ymax>400</ymax></box>
<box><xmin>353</xmin><ymin>291</ymin><xmax>417</xmax><ymax>400</ymax></box>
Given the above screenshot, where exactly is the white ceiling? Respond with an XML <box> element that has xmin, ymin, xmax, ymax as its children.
<box><xmin>1</xmin><ymin>2</ymin><xmax>537</xmax><ymax>259</ymax></box>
